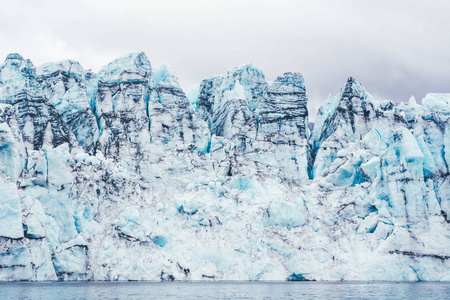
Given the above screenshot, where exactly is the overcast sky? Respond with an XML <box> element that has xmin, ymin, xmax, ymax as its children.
<box><xmin>1</xmin><ymin>0</ymin><xmax>449</xmax><ymax>119</ymax></box>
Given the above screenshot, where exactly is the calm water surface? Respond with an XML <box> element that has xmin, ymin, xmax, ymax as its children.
<box><xmin>0</xmin><ymin>281</ymin><xmax>449</xmax><ymax>300</ymax></box>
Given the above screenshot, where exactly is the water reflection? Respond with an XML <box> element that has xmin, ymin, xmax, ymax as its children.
<box><xmin>0</xmin><ymin>281</ymin><xmax>449</xmax><ymax>300</ymax></box>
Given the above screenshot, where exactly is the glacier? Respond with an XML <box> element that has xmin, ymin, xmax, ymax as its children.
<box><xmin>0</xmin><ymin>52</ymin><xmax>449</xmax><ymax>281</ymax></box>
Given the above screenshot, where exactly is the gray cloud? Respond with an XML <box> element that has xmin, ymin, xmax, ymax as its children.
<box><xmin>1</xmin><ymin>0</ymin><xmax>449</xmax><ymax>120</ymax></box>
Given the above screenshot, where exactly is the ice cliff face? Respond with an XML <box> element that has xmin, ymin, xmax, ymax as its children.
<box><xmin>0</xmin><ymin>54</ymin><xmax>73</xmax><ymax>151</ymax></box>
<box><xmin>37</xmin><ymin>60</ymin><xmax>99</xmax><ymax>152</ymax></box>
<box><xmin>197</xmin><ymin>65</ymin><xmax>309</xmax><ymax>181</ymax></box>
<box><xmin>310</xmin><ymin>77</ymin><xmax>449</xmax><ymax>222</ymax></box>
<box><xmin>0</xmin><ymin>52</ymin><xmax>449</xmax><ymax>282</ymax></box>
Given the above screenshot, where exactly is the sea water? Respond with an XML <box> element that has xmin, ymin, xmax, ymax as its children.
<box><xmin>0</xmin><ymin>281</ymin><xmax>449</xmax><ymax>299</ymax></box>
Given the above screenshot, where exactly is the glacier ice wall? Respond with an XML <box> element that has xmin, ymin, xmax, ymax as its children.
<box><xmin>0</xmin><ymin>52</ymin><xmax>449</xmax><ymax>281</ymax></box>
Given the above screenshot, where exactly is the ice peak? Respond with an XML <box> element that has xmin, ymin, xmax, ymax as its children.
<box><xmin>98</xmin><ymin>52</ymin><xmax>152</xmax><ymax>83</ymax></box>
<box><xmin>343</xmin><ymin>76</ymin><xmax>360</xmax><ymax>91</ymax></box>
<box><xmin>151</xmin><ymin>64</ymin><xmax>181</xmax><ymax>90</ymax></box>
<box><xmin>340</xmin><ymin>76</ymin><xmax>370</xmax><ymax>103</ymax></box>
<box><xmin>229</xmin><ymin>63</ymin><xmax>265</xmax><ymax>79</ymax></box>
<box><xmin>237</xmin><ymin>63</ymin><xmax>262</xmax><ymax>72</ymax></box>
<box><xmin>5</xmin><ymin>53</ymin><xmax>24</xmax><ymax>62</ymax></box>
<box><xmin>120</xmin><ymin>52</ymin><xmax>151</xmax><ymax>70</ymax></box>
<box><xmin>269</xmin><ymin>72</ymin><xmax>305</xmax><ymax>93</ymax></box>
<box><xmin>37</xmin><ymin>60</ymin><xmax>86</xmax><ymax>79</ymax></box>
<box><xmin>0</xmin><ymin>53</ymin><xmax>37</xmax><ymax>83</ymax></box>
<box><xmin>422</xmin><ymin>93</ymin><xmax>450</xmax><ymax>110</ymax></box>
<box><xmin>408</xmin><ymin>96</ymin><xmax>419</xmax><ymax>107</ymax></box>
